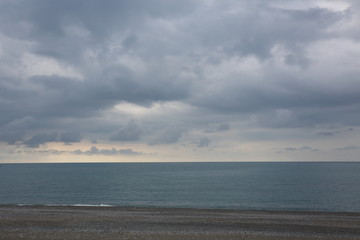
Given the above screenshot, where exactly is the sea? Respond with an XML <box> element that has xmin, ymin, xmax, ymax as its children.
<box><xmin>0</xmin><ymin>162</ymin><xmax>360</xmax><ymax>212</ymax></box>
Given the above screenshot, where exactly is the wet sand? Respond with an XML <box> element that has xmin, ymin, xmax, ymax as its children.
<box><xmin>0</xmin><ymin>205</ymin><xmax>359</xmax><ymax>240</ymax></box>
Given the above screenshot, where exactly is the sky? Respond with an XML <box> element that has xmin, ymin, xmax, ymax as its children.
<box><xmin>1</xmin><ymin>0</ymin><xmax>360</xmax><ymax>163</ymax></box>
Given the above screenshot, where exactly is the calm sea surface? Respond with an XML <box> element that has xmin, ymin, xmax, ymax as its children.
<box><xmin>0</xmin><ymin>162</ymin><xmax>359</xmax><ymax>212</ymax></box>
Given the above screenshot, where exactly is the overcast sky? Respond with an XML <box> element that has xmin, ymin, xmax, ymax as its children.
<box><xmin>1</xmin><ymin>0</ymin><xmax>360</xmax><ymax>162</ymax></box>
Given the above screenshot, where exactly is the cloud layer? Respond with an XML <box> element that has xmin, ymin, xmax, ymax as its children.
<box><xmin>1</xmin><ymin>0</ymin><xmax>360</xmax><ymax>161</ymax></box>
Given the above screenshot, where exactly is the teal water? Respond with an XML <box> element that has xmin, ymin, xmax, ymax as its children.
<box><xmin>0</xmin><ymin>162</ymin><xmax>359</xmax><ymax>212</ymax></box>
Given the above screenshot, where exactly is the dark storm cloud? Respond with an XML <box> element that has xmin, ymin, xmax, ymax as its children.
<box><xmin>0</xmin><ymin>0</ymin><xmax>360</xmax><ymax>150</ymax></box>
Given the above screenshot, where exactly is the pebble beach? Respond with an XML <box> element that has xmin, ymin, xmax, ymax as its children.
<box><xmin>1</xmin><ymin>205</ymin><xmax>360</xmax><ymax>240</ymax></box>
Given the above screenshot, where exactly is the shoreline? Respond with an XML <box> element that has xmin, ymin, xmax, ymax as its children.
<box><xmin>1</xmin><ymin>205</ymin><xmax>360</xmax><ymax>239</ymax></box>
<box><xmin>2</xmin><ymin>203</ymin><xmax>360</xmax><ymax>214</ymax></box>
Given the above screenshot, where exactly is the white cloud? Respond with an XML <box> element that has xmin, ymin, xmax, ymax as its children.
<box><xmin>21</xmin><ymin>53</ymin><xmax>83</xmax><ymax>79</ymax></box>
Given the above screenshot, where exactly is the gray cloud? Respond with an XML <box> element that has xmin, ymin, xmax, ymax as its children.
<box><xmin>216</xmin><ymin>123</ymin><xmax>230</xmax><ymax>132</ymax></box>
<box><xmin>110</xmin><ymin>120</ymin><xmax>142</xmax><ymax>142</ymax></box>
<box><xmin>149</xmin><ymin>127</ymin><xmax>184</xmax><ymax>145</ymax></box>
<box><xmin>205</xmin><ymin>123</ymin><xmax>230</xmax><ymax>133</ymax></box>
<box><xmin>118</xmin><ymin>149</ymin><xmax>143</xmax><ymax>156</ymax></box>
<box><xmin>60</xmin><ymin>131</ymin><xmax>82</xmax><ymax>143</ymax></box>
<box><xmin>0</xmin><ymin>0</ymin><xmax>199</xmax><ymax>63</ymax></box>
<box><xmin>73</xmin><ymin>146</ymin><xmax>142</xmax><ymax>156</ymax></box>
<box><xmin>38</xmin><ymin>149</ymin><xmax>66</xmax><ymax>155</ymax></box>
<box><xmin>0</xmin><ymin>131</ymin><xmax>25</xmax><ymax>145</ymax></box>
<box><xmin>195</xmin><ymin>4</ymin><xmax>342</xmax><ymax>59</ymax></box>
<box><xmin>276</xmin><ymin>146</ymin><xmax>319</xmax><ymax>153</ymax></box>
<box><xmin>317</xmin><ymin>132</ymin><xmax>334</xmax><ymax>136</ymax></box>
<box><xmin>298</xmin><ymin>146</ymin><xmax>319</xmax><ymax>151</ymax></box>
<box><xmin>197</xmin><ymin>137</ymin><xmax>211</xmax><ymax>148</ymax></box>
<box><xmin>335</xmin><ymin>146</ymin><xmax>359</xmax><ymax>151</ymax></box>
<box><xmin>0</xmin><ymin>128</ymin><xmax>82</xmax><ymax>147</ymax></box>
<box><xmin>23</xmin><ymin>133</ymin><xmax>58</xmax><ymax>148</ymax></box>
<box><xmin>0</xmin><ymin>0</ymin><xmax>360</xmax><ymax>160</ymax></box>
<box><xmin>0</xmin><ymin>117</ymin><xmax>35</xmax><ymax>144</ymax></box>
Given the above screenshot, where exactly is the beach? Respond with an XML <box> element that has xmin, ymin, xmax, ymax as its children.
<box><xmin>0</xmin><ymin>205</ymin><xmax>359</xmax><ymax>240</ymax></box>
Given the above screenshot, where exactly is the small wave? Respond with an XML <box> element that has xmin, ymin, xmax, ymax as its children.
<box><xmin>72</xmin><ymin>204</ymin><xmax>113</xmax><ymax>207</ymax></box>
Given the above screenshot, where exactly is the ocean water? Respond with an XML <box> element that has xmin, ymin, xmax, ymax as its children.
<box><xmin>0</xmin><ymin>162</ymin><xmax>360</xmax><ymax>212</ymax></box>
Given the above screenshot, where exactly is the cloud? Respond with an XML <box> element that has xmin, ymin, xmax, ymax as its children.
<box><xmin>149</xmin><ymin>127</ymin><xmax>184</xmax><ymax>145</ymax></box>
<box><xmin>335</xmin><ymin>146</ymin><xmax>359</xmax><ymax>151</ymax></box>
<box><xmin>197</xmin><ymin>137</ymin><xmax>211</xmax><ymax>148</ymax></box>
<box><xmin>0</xmin><ymin>129</ymin><xmax>82</xmax><ymax>147</ymax></box>
<box><xmin>73</xmin><ymin>146</ymin><xmax>142</xmax><ymax>156</ymax></box>
<box><xmin>276</xmin><ymin>145</ymin><xmax>319</xmax><ymax>153</ymax></box>
<box><xmin>60</xmin><ymin>131</ymin><xmax>82</xmax><ymax>143</ymax></box>
<box><xmin>0</xmin><ymin>116</ymin><xmax>35</xmax><ymax>144</ymax></box>
<box><xmin>118</xmin><ymin>148</ymin><xmax>143</xmax><ymax>156</ymax></box>
<box><xmin>205</xmin><ymin>123</ymin><xmax>230</xmax><ymax>133</ymax></box>
<box><xmin>298</xmin><ymin>146</ymin><xmax>319</xmax><ymax>151</ymax></box>
<box><xmin>0</xmin><ymin>131</ymin><xmax>25</xmax><ymax>145</ymax></box>
<box><xmin>317</xmin><ymin>132</ymin><xmax>334</xmax><ymax>136</ymax></box>
<box><xmin>38</xmin><ymin>149</ymin><xmax>66</xmax><ymax>155</ymax></box>
<box><xmin>1</xmin><ymin>0</ymin><xmax>360</xmax><ymax>162</ymax></box>
<box><xmin>23</xmin><ymin>133</ymin><xmax>58</xmax><ymax>148</ymax></box>
<box><xmin>110</xmin><ymin>120</ymin><xmax>142</xmax><ymax>142</ymax></box>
